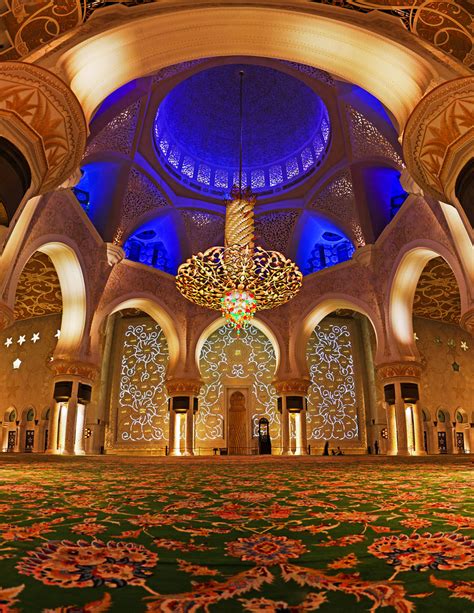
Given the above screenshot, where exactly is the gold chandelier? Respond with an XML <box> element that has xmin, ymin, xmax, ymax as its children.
<box><xmin>176</xmin><ymin>71</ymin><xmax>302</xmax><ymax>331</ymax></box>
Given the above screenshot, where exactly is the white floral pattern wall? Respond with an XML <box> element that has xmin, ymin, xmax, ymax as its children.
<box><xmin>197</xmin><ymin>324</ymin><xmax>278</xmax><ymax>449</ymax></box>
<box><xmin>307</xmin><ymin>319</ymin><xmax>360</xmax><ymax>442</ymax></box>
<box><xmin>115</xmin><ymin>319</ymin><xmax>169</xmax><ymax>445</ymax></box>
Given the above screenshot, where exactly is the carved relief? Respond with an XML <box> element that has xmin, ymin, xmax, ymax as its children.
<box><xmin>255</xmin><ymin>211</ymin><xmax>299</xmax><ymax>254</ymax></box>
<box><xmin>0</xmin><ymin>62</ymin><xmax>87</xmax><ymax>193</ymax></box>
<box><xmin>180</xmin><ymin>210</ymin><xmax>224</xmax><ymax>255</ymax></box>
<box><xmin>403</xmin><ymin>77</ymin><xmax>474</xmax><ymax>201</ymax></box>
<box><xmin>120</xmin><ymin>167</ymin><xmax>169</xmax><ymax>237</ymax></box>
<box><xmin>85</xmin><ymin>101</ymin><xmax>142</xmax><ymax>159</ymax></box>
<box><xmin>0</xmin><ymin>302</ymin><xmax>15</xmax><ymax>331</ymax></box>
<box><xmin>14</xmin><ymin>252</ymin><xmax>62</xmax><ymax>320</ymax></box>
<box><xmin>413</xmin><ymin>257</ymin><xmax>461</xmax><ymax>325</ymax></box>
<box><xmin>346</xmin><ymin>106</ymin><xmax>403</xmax><ymax>167</ymax></box>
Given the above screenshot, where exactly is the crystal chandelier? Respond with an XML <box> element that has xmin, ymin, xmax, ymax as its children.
<box><xmin>176</xmin><ymin>71</ymin><xmax>302</xmax><ymax>331</ymax></box>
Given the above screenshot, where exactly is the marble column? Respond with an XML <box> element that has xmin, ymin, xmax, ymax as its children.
<box><xmin>45</xmin><ymin>403</ymin><xmax>60</xmax><ymax>454</ymax></box>
<box><xmin>274</xmin><ymin>379</ymin><xmax>310</xmax><ymax>456</ymax></box>
<box><xmin>63</xmin><ymin>382</ymin><xmax>78</xmax><ymax>455</ymax></box>
<box><xmin>385</xmin><ymin>402</ymin><xmax>397</xmax><ymax>456</ymax></box>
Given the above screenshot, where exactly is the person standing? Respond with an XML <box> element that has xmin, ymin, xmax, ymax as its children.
<box><xmin>323</xmin><ymin>441</ymin><xmax>329</xmax><ymax>455</ymax></box>
<box><xmin>374</xmin><ymin>440</ymin><xmax>379</xmax><ymax>455</ymax></box>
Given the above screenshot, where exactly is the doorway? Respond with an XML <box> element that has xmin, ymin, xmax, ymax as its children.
<box><xmin>227</xmin><ymin>390</ymin><xmax>249</xmax><ymax>455</ymax></box>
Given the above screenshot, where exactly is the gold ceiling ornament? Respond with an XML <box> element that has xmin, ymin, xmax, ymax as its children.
<box><xmin>176</xmin><ymin>71</ymin><xmax>302</xmax><ymax>332</ymax></box>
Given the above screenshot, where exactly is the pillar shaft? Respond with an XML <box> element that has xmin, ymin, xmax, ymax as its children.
<box><xmin>412</xmin><ymin>403</ymin><xmax>426</xmax><ymax>455</ymax></box>
<box><xmin>185</xmin><ymin>407</ymin><xmax>194</xmax><ymax>456</ymax></box>
<box><xmin>280</xmin><ymin>402</ymin><xmax>290</xmax><ymax>455</ymax></box>
<box><xmin>168</xmin><ymin>407</ymin><xmax>177</xmax><ymax>455</ymax></box>
<box><xmin>386</xmin><ymin>403</ymin><xmax>397</xmax><ymax>455</ymax></box>
<box><xmin>63</xmin><ymin>384</ymin><xmax>78</xmax><ymax>455</ymax></box>
<box><xmin>45</xmin><ymin>403</ymin><xmax>60</xmax><ymax>454</ymax></box>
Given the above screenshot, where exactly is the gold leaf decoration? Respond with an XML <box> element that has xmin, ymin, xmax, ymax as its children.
<box><xmin>413</xmin><ymin>257</ymin><xmax>461</xmax><ymax>324</ymax></box>
<box><xmin>14</xmin><ymin>252</ymin><xmax>62</xmax><ymax>320</ymax></box>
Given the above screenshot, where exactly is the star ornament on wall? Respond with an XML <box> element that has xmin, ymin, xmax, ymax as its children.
<box><xmin>31</xmin><ymin>333</ymin><xmax>40</xmax><ymax>343</ymax></box>
<box><xmin>460</xmin><ymin>341</ymin><xmax>469</xmax><ymax>351</ymax></box>
<box><xmin>13</xmin><ymin>358</ymin><xmax>22</xmax><ymax>369</ymax></box>
<box><xmin>451</xmin><ymin>361</ymin><xmax>460</xmax><ymax>372</ymax></box>
<box><xmin>17</xmin><ymin>335</ymin><xmax>26</xmax><ymax>346</ymax></box>
<box><xmin>4</xmin><ymin>337</ymin><xmax>13</xmax><ymax>347</ymax></box>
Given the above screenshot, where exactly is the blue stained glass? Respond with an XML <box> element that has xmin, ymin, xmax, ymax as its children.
<box><xmin>313</xmin><ymin>135</ymin><xmax>324</xmax><ymax>158</ymax></box>
<box><xmin>321</xmin><ymin>116</ymin><xmax>330</xmax><ymax>143</ymax></box>
<box><xmin>168</xmin><ymin>145</ymin><xmax>181</xmax><ymax>168</ymax></box>
<box><xmin>306</xmin><ymin>239</ymin><xmax>355</xmax><ymax>274</ymax></box>
<box><xmin>251</xmin><ymin>169</ymin><xmax>265</xmax><ymax>189</ymax></box>
<box><xmin>232</xmin><ymin>170</ymin><xmax>247</xmax><ymax>188</ymax></box>
<box><xmin>214</xmin><ymin>169</ymin><xmax>228</xmax><ymax>188</ymax></box>
<box><xmin>197</xmin><ymin>164</ymin><xmax>211</xmax><ymax>185</ymax></box>
<box><xmin>286</xmin><ymin>157</ymin><xmax>299</xmax><ymax>180</ymax></box>
<box><xmin>301</xmin><ymin>147</ymin><xmax>314</xmax><ymax>171</ymax></box>
<box><xmin>159</xmin><ymin>136</ymin><xmax>169</xmax><ymax>156</ymax></box>
<box><xmin>181</xmin><ymin>156</ymin><xmax>195</xmax><ymax>178</ymax></box>
<box><xmin>269</xmin><ymin>165</ymin><xmax>283</xmax><ymax>186</ymax></box>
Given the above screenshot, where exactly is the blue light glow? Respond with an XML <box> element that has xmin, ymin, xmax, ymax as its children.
<box><xmin>153</xmin><ymin>64</ymin><xmax>330</xmax><ymax>194</ymax></box>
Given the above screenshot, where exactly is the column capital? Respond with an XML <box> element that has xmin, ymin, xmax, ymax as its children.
<box><xmin>0</xmin><ymin>61</ymin><xmax>87</xmax><ymax>196</ymax></box>
<box><xmin>273</xmin><ymin>378</ymin><xmax>310</xmax><ymax>395</ymax></box>
<box><xmin>166</xmin><ymin>378</ymin><xmax>202</xmax><ymax>397</ymax></box>
<box><xmin>49</xmin><ymin>358</ymin><xmax>100</xmax><ymax>383</ymax></box>
<box><xmin>376</xmin><ymin>361</ymin><xmax>423</xmax><ymax>382</ymax></box>
<box><xmin>0</xmin><ymin>302</ymin><xmax>14</xmax><ymax>331</ymax></box>
<box><xmin>460</xmin><ymin>310</ymin><xmax>474</xmax><ymax>336</ymax></box>
<box><xmin>402</xmin><ymin>76</ymin><xmax>474</xmax><ymax>203</ymax></box>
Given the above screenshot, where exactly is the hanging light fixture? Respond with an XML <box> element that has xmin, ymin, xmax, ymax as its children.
<box><xmin>176</xmin><ymin>70</ymin><xmax>302</xmax><ymax>331</ymax></box>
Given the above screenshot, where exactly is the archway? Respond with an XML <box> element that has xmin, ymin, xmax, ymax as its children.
<box><xmin>388</xmin><ymin>243</ymin><xmax>467</xmax><ymax>360</ymax></box>
<box><xmin>1</xmin><ymin>407</ymin><xmax>17</xmax><ymax>452</ymax></box>
<box><xmin>197</xmin><ymin>321</ymin><xmax>279</xmax><ymax>455</ymax></box>
<box><xmin>40</xmin><ymin>5</ymin><xmax>447</xmax><ymax>131</ymax></box>
<box><xmin>303</xmin><ymin>307</ymin><xmax>380</xmax><ymax>455</ymax></box>
<box><xmin>101</xmin><ymin>306</ymin><xmax>171</xmax><ymax>455</ymax></box>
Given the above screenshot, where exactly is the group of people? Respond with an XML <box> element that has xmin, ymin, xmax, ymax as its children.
<box><xmin>322</xmin><ymin>441</ymin><xmax>344</xmax><ymax>456</ymax></box>
<box><xmin>322</xmin><ymin>440</ymin><xmax>381</xmax><ymax>456</ymax></box>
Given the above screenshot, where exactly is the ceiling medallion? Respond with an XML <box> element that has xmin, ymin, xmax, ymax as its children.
<box><xmin>176</xmin><ymin>72</ymin><xmax>302</xmax><ymax>331</ymax></box>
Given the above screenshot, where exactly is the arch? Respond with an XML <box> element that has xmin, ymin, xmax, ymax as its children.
<box><xmin>40</xmin><ymin>5</ymin><xmax>452</xmax><ymax>130</ymax></box>
<box><xmin>3</xmin><ymin>406</ymin><xmax>17</xmax><ymax>422</ymax></box>
<box><xmin>92</xmin><ymin>294</ymin><xmax>180</xmax><ymax>374</ymax></box>
<box><xmin>195</xmin><ymin>316</ymin><xmax>281</xmax><ymax>373</ymax></box>
<box><xmin>21</xmin><ymin>406</ymin><xmax>36</xmax><ymax>423</ymax></box>
<box><xmin>7</xmin><ymin>238</ymin><xmax>87</xmax><ymax>357</ymax></box>
<box><xmin>295</xmin><ymin>295</ymin><xmax>383</xmax><ymax>374</ymax></box>
<box><xmin>388</xmin><ymin>241</ymin><xmax>467</xmax><ymax>359</ymax></box>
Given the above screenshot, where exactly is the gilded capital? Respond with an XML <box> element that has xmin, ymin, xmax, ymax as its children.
<box><xmin>376</xmin><ymin>361</ymin><xmax>423</xmax><ymax>382</ymax></box>
<box><xmin>273</xmin><ymin>378</ymin><xmax>310</xmax><ymax>395</ymax></box>
<box><xmin>403</xmin><ymin>77</ymin><xmax>474</xmax><ymax>203</ymax></box>
<box><xmin>49</xmin><ymin>358</ymin><xmax>100</xmax><ymax>382</ymax></box>
<box><xmin>166</xmin><ymin>378</ymin><xmax>202</xmax><ymax>397</ymax></box>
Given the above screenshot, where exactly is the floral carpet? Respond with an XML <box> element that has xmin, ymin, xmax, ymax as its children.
<box><xmin>0</xmin><ymin>455</ymin><xmax>473</xmax><ymax>612</ymax></box>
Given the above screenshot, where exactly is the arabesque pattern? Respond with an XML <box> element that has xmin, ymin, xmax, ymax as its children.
<box><xmin>197</xmin><ymin>324</ymin><xmax>279</xmax><ymax>445</ymax></box>
<box><xmin>307</xmin><ymin>320</ymin><xmax>360</xmax><ymax>441</ymax></box>
<box><xmin>14</xmin><ymin>252</ymin><xmax>62</xmax><ymax>320</ymax></box>
<box><xmin>113</xmin><ymin>320</ymin><xmax>169</xmax><ymax>445</ymax></box>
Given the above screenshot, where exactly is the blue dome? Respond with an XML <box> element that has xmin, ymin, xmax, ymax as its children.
<box><xmin>154</xmin><ymin>64</ymin><xmax>330</xmax><ymax>195</ymax></box>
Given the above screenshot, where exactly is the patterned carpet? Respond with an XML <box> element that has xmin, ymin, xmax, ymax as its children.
<box><xmin>0</xmin><ymin>455</ymin><xmax>473</xmax><ymax>612</ymax></box>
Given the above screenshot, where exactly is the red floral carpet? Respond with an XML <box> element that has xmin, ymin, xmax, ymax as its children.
<box><xmin>0</xmin><ymin>455</ymin><xmax>473</xmax><ymax>612</ymax></box>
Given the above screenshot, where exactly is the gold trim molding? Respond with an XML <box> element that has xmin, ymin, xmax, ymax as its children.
<box><xmin>460</xmin><ymin>310</ymin><xmax>474</xmax><ymax>337</ymax></box>
<box><xmin>403</xmin><ymin>76</ymin><xmax>474</xmax><ymax>202</ymax></box>
<box><xmin>0</xmin><ymin>62</ymin><xmax>87</xmax><ymax>194</ymax></box>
